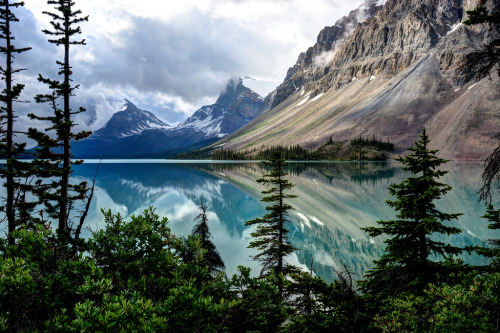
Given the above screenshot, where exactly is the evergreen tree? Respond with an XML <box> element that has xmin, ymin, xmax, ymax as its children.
<box><xmin>0</xmin><ymin>0</ymin><xmax>33</xmax><ymax>244</ymax></box>
<box><xmin>191</xmin><ymin>195</ymin><xmax>225</xmax><ymax>275</ymax></box>
<box><xmin>28</xmin><ymin>0</ymin><xmax>90</xmax><ymax>237</ymax></box>
<box><xmin>361</xmin><ymin>129</ymin><xmax>465</xmax><ymax>303</ymax></box>
<box><xmin>476</xmin><ymin>204</ymin><xmax>500</xmax><ymax>270</ymax></box>
<box><xmin>457</xmin><ymin>0</ymin><xmax>499</xmax><ymax>83</ymax></box>
<box><xmin>246</xmin><ymin>149</ymin><xmax>299</xmax><ymax>295</ymax></box>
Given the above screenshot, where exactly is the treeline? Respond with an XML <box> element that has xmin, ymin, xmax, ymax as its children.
<box><xmin>212</xmin><ymin>135</ymin><xmax>395</xmax><ymax>161</ymax></box>
<box><xmin>212</xmin><ymin>147</ymin><xmax>248</xmax><ymax>160</ymax></box>
<box><xmin>213</xmin><ymin>145</ymin><xmax>314</xmax><ymax>160</ymax></box>
<box><xmin>350</xmin><ymin>135</ymin><xmax>395</xmax><ymax>151</ymax></box>
<box><xmin>213</xmin><ymin>144</ymin><xmax>328</xmax><ymax>161</ymax></box>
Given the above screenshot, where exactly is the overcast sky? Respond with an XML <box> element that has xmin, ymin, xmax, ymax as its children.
<box><xmin>10</xmin><ymin>0</ymin><xmax>364</xmax><ymax>134</ymax></box>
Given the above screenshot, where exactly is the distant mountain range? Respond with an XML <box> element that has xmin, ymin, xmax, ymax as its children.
<box><xmin>71</xmin><ymin>78</ymin><xmax>264</xmax><ymax>158</ymax></box>
<box><xmin>74</xmin><ymin>0</ymin><xmax>499</xmax><ymax>160</ymax></box>
<box><xmin>216</xmin><ymin>0</ymin><xmax>500</xmax><ymax>160</ymax></box>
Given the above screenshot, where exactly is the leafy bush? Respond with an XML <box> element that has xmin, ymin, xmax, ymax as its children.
<box><xmin>376</xmin><ymin>273</ymin><xmax>500</xmax><ymax>332</ymax></box>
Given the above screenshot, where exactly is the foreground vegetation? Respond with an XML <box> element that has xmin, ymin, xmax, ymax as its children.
<box><xmin>2</xmin><ymin>130</ymin><xmax>500</xmax><ymax>332</ymax></box>
<box><xmin>1</xmin><ymin>0</ymin><xmax>499</xmax><ymax>331</ymax></box>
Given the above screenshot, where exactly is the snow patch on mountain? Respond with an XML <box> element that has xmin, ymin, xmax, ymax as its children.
<box><xmin>447</xmin><ymin>22</ymin><xmax>462</xmax><ymax>35</ymax></box>
<box><xmin>180</xmin><ymin>107</ymin><xmax>227</xmax><ymax>138</ymax></box>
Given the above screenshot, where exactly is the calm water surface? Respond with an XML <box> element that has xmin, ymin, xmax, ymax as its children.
<box><xmin>8</xmin><ymin>160</ymin><xmax>500</xmax><ymax>282</ymax></box>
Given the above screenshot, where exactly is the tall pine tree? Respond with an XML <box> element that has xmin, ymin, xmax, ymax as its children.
<box><xmin>361</xmin><ymin>129</ymin><xmax>465</xmax><ymax>303</ymax></box>
<box><xmin>191</xmin><ymin>195</ymin><xmax>225</xmax><ymax>276</ymax></box>
<box><xmin>0</xmin><ymin>0</ymin><xmax>32</xmax><ymax>244</ymax></box>
<box><xmin>246</xmin><ymin>149</ymin><xmax>298</xmax><ymax>295</ymax></box>
<box><xmin>28</xmin><ymin>0</ymin><xmax>90</xmax><ymax>237</ymax></box>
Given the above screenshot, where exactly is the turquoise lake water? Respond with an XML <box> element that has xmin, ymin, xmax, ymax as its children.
<box><xmin>4</xmin><ymin>161</ymin><xmax>499</xmax><ymax>282</ymax></box>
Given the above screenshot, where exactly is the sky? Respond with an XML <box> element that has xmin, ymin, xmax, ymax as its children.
<box><xmin>10</xmin><ymin>0</ymin><xmax>364</xmax><ymax>137</ymax></box>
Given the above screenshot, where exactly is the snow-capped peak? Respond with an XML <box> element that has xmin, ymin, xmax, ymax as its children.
<box><xmin>94</xmin><ymin>100</ymin><xmax>171</xmax><ymax>139</ymax></box>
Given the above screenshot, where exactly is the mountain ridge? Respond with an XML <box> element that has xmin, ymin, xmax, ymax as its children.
<box><xmin>71</xmin><ymin>79</ymin><xmax>264</xmax><ymax>158</ymax></box>
<box><xmin>215</xmin><ymin>0</ymin><xmax>499</xmax><ymax>160</ymax></box>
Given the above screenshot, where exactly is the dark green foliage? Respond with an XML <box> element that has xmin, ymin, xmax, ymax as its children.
<box><xmin>0</xmin><ymin>209</ymin><xmax>291</xmax><ymax>332</ymax></box>
<box><xmin>469</xmin><ymin>2</ymin><xmax>500</xmax><ymax>203</ymax></box>
<box><xmin>225</xmin><ymin>266</ymin><xmax>288</xmax><ymax>332</ymax></box>
<box><xmin>349</xmin><ymin>135</ymin><xmax>394</xmax><ymax>160</ymax></box>
<box><xmin>246</xmin><ymin>149</ymin><xmax>299</xmax><ymax>294</ymax></box>
<box><xmin>172</xmin><ymin>146</ymin><xmax>212</xmax><ymax>159</ymax></box>
<box><xmin>480</xmin><ymin>145</ymin><xmax>500</xmax><ymax>203</ymax></box>
<box><xmin>458</xmin><ymin>3</ymin><xmax>499</xmax><ymax>82</ymax></box>
<box><xmin>284</xmin><ymin>267</ymin><xmax>372</xmax><ymax>333</ymax></box>
<box><xmin>0</xmin><ymin>225</ymin><xmax>104</xmax><ymax>331</ymax></box>
<box><xmin>375</xmin><ymin>272</ymin><xmax>500</xmax><ymax>332</ymax></box>
<box><xmin>350</xmin><ymin>135</ymin><xmax>395</xmax><ymax>152</ymax></box>
<box><xmin>361</xmin><ymin>129</ymin><xmax>465</xmax><ymax>304</ymax></box>
<box><xmin>213</xmin><ymin>147</ymin><xmax>249</xmax><ymax>160</ymax></box>
<box><xmin>212</xmin><ymin>145</ymin><xmax>315</xmax><ymax>160</ymax></box>
<box><xmin>89</xmin><ymin>207</ymin><xmax>209</xmax><ymax>299</ymax></box>
<box><xmin>0</xmin><ymin>0</ymin><xmax>34</xmax><ymax>244</ymax></box>
<box><xmin>28</xmin><ymin>0</ymin><xmax>91</xmax><ymax>235</ymax></box>
<box><xmin>212</xmin><ymin>137</ymin><xmax>394</xmax><ymax>161</ymax></box>
<box><xmin>477</xmin><ymin>204</ymin><xmax>500</xmax><ymax>270</ymax></box>
<box><xmin>256</xmin><ymin>145</ymin><xmax>315</xmax><ymax>161</ymax></box>
<box><xmin>190</xmin><ymin>195</ymin><xmax>225</xmax><ymax>276</ymax></box>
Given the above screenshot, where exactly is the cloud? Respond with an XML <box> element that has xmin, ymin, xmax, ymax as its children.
<box><xmin>313</xmin><ymin>49</ymin><xmax>338</xmax><ymax>68</ymax></box>
<box><xmin>85</xmin><ymin>12</ymin><xmax>246</xmax><ymax>103</ymax></box>
<box><xmin>8</xmin><ymin>0</ymin><xmax>365</xmax><ymax>142</ymax></box>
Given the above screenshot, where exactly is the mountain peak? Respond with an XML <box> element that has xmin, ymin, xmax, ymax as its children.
<box><xmin>216</xmin><ymin>78</ymin><xmax>261</xmax><ymax>109</ymax></box>
<box><xmin>179</xmin><ymin>78</ymin><xmax>264</xmax><ymax>137</ymax></box>
<box><xmin>120</xmin><ymin>99</ymin><xmax>135</xmax><ymax>111</ymax></box>
<box><xmin>94</xmin><ymin>100</ymin><xmax>170</xmax><ymax>139</ymax></box>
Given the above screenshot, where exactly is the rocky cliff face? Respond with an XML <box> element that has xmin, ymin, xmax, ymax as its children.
<box><xmin>220</xmin><ymin>0</ymin><xmax>500</xmax><ymax>160</ymax></box>
<box><xmin>272</xmin><ymin>0</ymin><xmax>387</xmax><ymax>108</ymax></box>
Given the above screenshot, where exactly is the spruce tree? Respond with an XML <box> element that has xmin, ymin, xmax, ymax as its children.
<box><xmin>191</xmin><ymin>195</ymin><xmax>225</xmax><ymax>275</ymax></box>
<box><xmin>246</xmin><ymin>149</ymin><xmax>299</xmax><ymax>295</ymax></box>
<box><xmin>361</xmin><ymin>129</ymin><xmax>464</xmax><ymax>303</ymax></box>
<box><xmin>0</xmin><ymin>0</ymin><xmax>33</xmax><ymax>244</ymax></box>
<box><xmin>28</xmin><ymin>0</ymin><xmax>90</xmax><ymax>237</ymax></box>
<box><xmin>476</xmin><ymin>205</ymin><xmax>500</xmax><ymax>270</ymax></box>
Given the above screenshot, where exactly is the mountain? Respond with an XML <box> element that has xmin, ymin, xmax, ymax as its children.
<box><xmin>178</xmin><ymin>78</ymin><xmax>264</xmax><ymax>138</ymax></box>
<box><xmin>71</xmin><ymin>79</ymin><xmax>264</xmax><ymax>158</ymax></box>
<box><xmin>93</xmin><ymin>100</ymin><xmax>171</xmax><ymax>140</ymax></box>
<box><xmin>217</xmin><ymin>0</ymin><xmax>500</xmax><ymax>160</ymax></box>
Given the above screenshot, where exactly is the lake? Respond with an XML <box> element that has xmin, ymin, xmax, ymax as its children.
<box><xmin>5</xmin><ymin>160</ymin><xmax>500</xmax><ymax>282</ymax></box>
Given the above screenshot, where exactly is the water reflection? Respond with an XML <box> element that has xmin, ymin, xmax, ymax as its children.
<box><xmin>3</xmin><ymin>161</ymin><xmax>497</xmax><ymax>282</ymax></box>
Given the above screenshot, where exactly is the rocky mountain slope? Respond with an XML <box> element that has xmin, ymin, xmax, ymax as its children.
<box><xmin>72</xmin><ymin>79</ymin><xmax>264</xmax><ymax>158</ymax></box>
<box><xmin>218</xmin><ymin>0</ymin><xmax>500</xmax><ymax>160</ymax></box>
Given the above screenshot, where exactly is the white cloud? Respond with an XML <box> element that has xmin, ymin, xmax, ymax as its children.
<box><xmin>14</xmin><ymin>0</ymin><xmax>365</xmax><ymax>135</ymax></box>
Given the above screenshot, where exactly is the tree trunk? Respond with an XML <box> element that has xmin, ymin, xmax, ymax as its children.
<box><xmin>278</xmin><ymin>162</ymin><xmax>284</xmax><ymax>296</ymax></box>
<box><xmin>59</xmin><ymin>1</ymin><xmax>71</xmax><ymax>233</ymax></box>
<box><xmin>5</xmin><ymin>1</ymin><xmax>15</xmax><ymax>245</ymax></box>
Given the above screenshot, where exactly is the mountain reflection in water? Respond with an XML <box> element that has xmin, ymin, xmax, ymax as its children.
<box><xmin>5</xmin><ymin>161</ymin><xmax>498</xmax><ymax>282</ymax></box>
